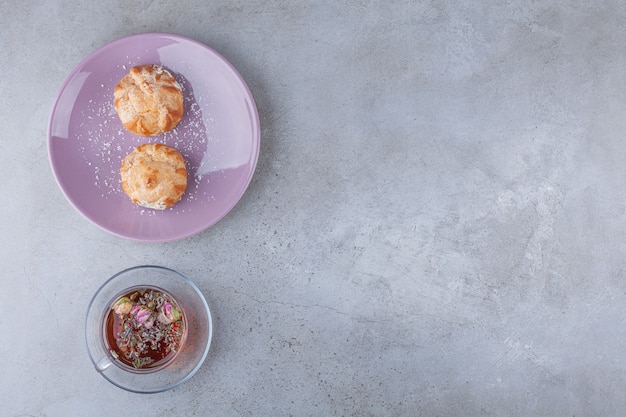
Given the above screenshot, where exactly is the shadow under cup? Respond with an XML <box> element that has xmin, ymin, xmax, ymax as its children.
<box><xmin>85</xmin><ymin>266</ymin><xmax>212</xmax><ymax>393</ymax></box>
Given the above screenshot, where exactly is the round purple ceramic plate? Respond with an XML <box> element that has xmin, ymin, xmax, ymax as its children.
<box><xmin>48</xmin><ymin>33</ymin><xmax>260</xmax><ymax>242</ymax></box>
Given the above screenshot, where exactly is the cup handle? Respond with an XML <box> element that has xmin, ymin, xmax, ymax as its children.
<box><xmin>95</xmin><ymin>356</ymin><xmax>113</xmax><ymax>373</ymax></box>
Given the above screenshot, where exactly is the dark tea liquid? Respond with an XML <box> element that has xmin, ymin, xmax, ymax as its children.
<box><xmin>103</xmin><ymin>286</ymin><xmax>185</xmax><ymax>371</ymax></box>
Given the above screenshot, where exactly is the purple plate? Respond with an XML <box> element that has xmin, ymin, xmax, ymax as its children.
<box><xmin>48</xmin><ymin>33</ymin><xmax>260</xmax><ymax>242</ymax></box>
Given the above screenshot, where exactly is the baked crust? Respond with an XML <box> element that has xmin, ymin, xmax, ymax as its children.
<box><xmin>114</xmin><ymin>65</ymin><xmax>184</xmax><ymax>136</ymax></box>
<box><xmin>120</xmin><ymin>144</ymin><xmax>187</xmax><ymax>209</ymax></box>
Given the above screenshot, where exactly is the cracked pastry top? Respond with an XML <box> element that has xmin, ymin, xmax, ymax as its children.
<box><xmin>114</xmin><ymin>65</ymin><xmax>184</xmax><ymax>136</ymax></box>
<box><xmin>120</xmin><ymin>143</ymin><xmax>187</xmax><ymax>210</ymax></box>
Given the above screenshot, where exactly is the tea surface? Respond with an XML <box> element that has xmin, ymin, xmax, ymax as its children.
<box><xmin>105</xmin><ymin>287</ymin><xmax>185</xmax><ymax>370</ymax></box>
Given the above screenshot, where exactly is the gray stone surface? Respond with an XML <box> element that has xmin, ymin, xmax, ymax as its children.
<box><xmin>2</xmin><ymin>1</ymin><xmax>626</xmax><ymax>415</ymax></box>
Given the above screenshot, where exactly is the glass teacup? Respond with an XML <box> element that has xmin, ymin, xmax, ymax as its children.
<box><xmin>85</xmin><ymin>265</ymin><xmax>212</xmax><ymax>393</ymax></box>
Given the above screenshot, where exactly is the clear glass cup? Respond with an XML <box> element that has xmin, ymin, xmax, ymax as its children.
<box><xmin>85</xmin><ymin>265</ymin><xmax>212</xmax><ymax>393</ymax></box>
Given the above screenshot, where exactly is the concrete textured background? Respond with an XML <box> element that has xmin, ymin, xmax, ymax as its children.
<box><xmin>2</xmin><ymin>1</ymin><xmax>626</xmax><ymax>415</ymax></box>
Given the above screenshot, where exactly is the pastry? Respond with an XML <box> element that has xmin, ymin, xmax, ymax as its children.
<box><xmin>120</xmin><ymin>144</ymin><xmax>187</xmax><ymax>209</ymax></box>
<box><xmin>114</xmin><ymin>65</ymin><xmax>184</xmax><ymax>136</ymax></box>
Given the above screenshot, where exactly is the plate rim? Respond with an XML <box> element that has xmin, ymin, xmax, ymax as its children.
<box><xmin>47</xmin><ymin>32</ymin><xmax>261</xmax><ymax>242</ymax></box>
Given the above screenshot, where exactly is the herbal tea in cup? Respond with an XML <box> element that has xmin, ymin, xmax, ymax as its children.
<box><xmin>103</xmin><ymin>286</ymin><xmax>186</xmax><ymax>372</ymax></box>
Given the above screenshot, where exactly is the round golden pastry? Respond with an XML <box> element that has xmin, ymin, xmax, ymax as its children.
<box><xmin>120</xmin><ymin>144</ymin><xmax>187</xmax><ymax>210</ymax></box>
<box><xmin>114</xmin><ymin>65</ymin><xmax>184</xmax><ymax>136</ymax></box>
